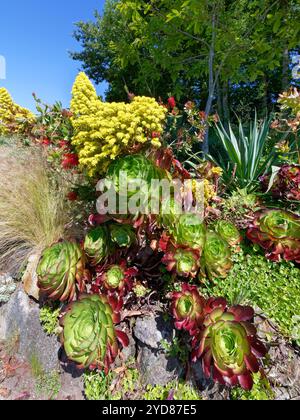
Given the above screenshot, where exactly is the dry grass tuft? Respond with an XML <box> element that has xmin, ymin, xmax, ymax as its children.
<box><xmin>0</xmin><ymin>144</ymin><xmax>72</xmax><ymax>273</ymax></box>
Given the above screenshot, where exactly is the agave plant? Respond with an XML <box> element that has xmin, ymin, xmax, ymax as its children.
<box><xmin>37</xmin><ymin>241</ymin><xmax>90</xmax><ymax>302</ymax></box>
<box><xmin>210</xmin><ymin>114</ymin><xmax>275</xmax><ymax>191</ymax></box>
<box><xmin>215</xmin><ymin>220</ymin><xmax>242</xmax><ymax>247</ymax></box>
<box><xmin>162</xmin><ymin>245</ymin><xmax>200</xmax><ymax>278</ymax></box>
<box><xmin>60</xmin><ymin>294</ymin><xmax>128</xmax><ymax>372</ymax></box>
<box><xmin>84</xmin><ymin>225</ymin><xmax>113</xmax><ymax>266</ymax></box>
<box><xmin>247</xmin><ymin>209</ymin><xmax>300</xmax><ymax>263</ymax></box>
<box><xmin>109</xmin><ymin>223</ymin><xmax>136</xmax><ymax>248</ymax></box>
<box><xmin>171</xmin><ymin>284</ymin><xmax>205</xmax><ymax>335</ymax></box>
<box><xmin>93</xmin><ymin>261</ymin><xmax>138</xmax><ymax>296</ymax></box>
<box><xmin>201</xmin><ymin>231</ymin><xmax>232</xmax><ymax>279</ymax></box>
<box><xmin>192</xmin><ymin>299</ymin><xmax>267</xmax><ymax>390</ymax></box>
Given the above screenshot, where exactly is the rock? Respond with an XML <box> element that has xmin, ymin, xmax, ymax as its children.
<box><xmin>0</xmin><ymin>273</ymin><xmax>16</xmax><ymax>304</ymax></box>
<box><xmin>134</xmin><ymin>313</ymin><xmax>184</xmax><ymax>386</ymax></box>
<box><xmin>134</xmin><ymin>314</ymin><xmax>175</xmax><ymax>350</ymax></box>
<box><xmin>22</xmin><ymin>253</ymin><xmax>41</xmax><ymax>301</ymax></box>
<box><xmin>0</xmin><ymin>286</ymin><xmax>60</xmax><ymax>373</ymax></box>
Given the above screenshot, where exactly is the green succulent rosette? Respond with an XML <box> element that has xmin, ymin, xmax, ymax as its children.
<box><xmin>37</xmin><ymin>241</ymin><xmax>88</xmax><ymax>302</ymax></box>
<box><xmin>215</xmin><ymin>220</ymin><xmax>242</xmax><ymax>247</ymax></box>
<box><xmin>60</xmin><ymin>294</ymin><xmax>127</xmax><ymax>372</ymax></box>
<box><xmin>159</xmin><ymin>195</ymin><xmax>182</xmax><ymax>236</ymax></box>
<box><xmin>173</xmin><ymin>213</ymin><xmax>206</xmax><ymax>250</ymax></box>
<box><xmin>201</xmin><ymin>231</ymin><xmax>232</xmax><ymax>279</ymax></box>
<box><xmin>109</xmin><ymin>223</ymin><xmax>136</xmax><ymax>248</ymax></box>
<box><xmin>162</xmin><ymin>247</ymin><xmax>200</xmax><ymax>278</ymax></box>
<box><xmin>84</xmin><ymin>225</ymin><xmax>113</xmax><ymax>266</ymax></box>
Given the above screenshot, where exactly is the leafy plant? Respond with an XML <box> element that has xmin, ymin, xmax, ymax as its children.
<box><xmin>214</xmin><ymin>220</ymin><xmax>242</xmax><ymax>247</ymax></box>
<box><xmin>230</xmin><ymin>371</ymin><xmax>274</xmax><ymax>400</ymax></box>
<box><xmin>200</xmin><ymin>231</ymin><xmax>232</xmax><ymax>279</ymax></box>
<box><xmin>162</xmin><ymin>246</ymin><xmax>200</xmax><ymax>278</ymax></box>
<box><xmin>37</xmin><ymin>241</ymin><xmax>90</xmax><ymax>302</ymax></box>
<box><xmin>83</xmin><ymin>370</ymin><xmax>115</xmax><ymax>400</ymax></box>
<box><xmin>84</xmin><ymin>226</ymin><xmax>113</xmax><ymax>266</ymax></box>
<box><xmin>192</xmin><ymin>299</ymin><xmax>267</xmax><ymax>390</ymax></box>
<box><xmin>171</xmin><ymin>283</ymin><xmax>205</xmax><ymax>335</ymax></box>
<box><xmin>39</xmin><ymin>304</ymin><xmax>61</xmax><ymax>336</ymax></box>
<box><xmin>60</xmin><ymin>294</ymin><xmax>128</xmax><ymax>372</ymax></box>
<box><xmin>210</xmin><ymin>115</ymin><xmax>275</xmax><ymax>191</ymax></box>
<box><xmin>143</xmin><ymin>381</ymin><xmax>201</xmax><ymax>400</ymax></box>
<box><xmin>247</xmin><ymin>209</ymin><xmax>300</xmax><ymax>263</ymax></box>
<box><xmin>203</xmin><ymin>247</ymin><xmax>300</xmax><ymax>338</ymax></box>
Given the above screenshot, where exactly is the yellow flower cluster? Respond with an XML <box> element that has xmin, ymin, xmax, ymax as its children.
<box><xmin>0</xmin><ymin>88</ymin><xmax>35</xmax><ymax>135</ymax></box>
<box><xmin>70</xmin><ymin>73</ymin><xmax>167</xmax><ymax>176</ymax></box>
<box><xmin>192</xmin><ymin>179</ymin><xmax>217</xmax><ymax>207</ymax></box>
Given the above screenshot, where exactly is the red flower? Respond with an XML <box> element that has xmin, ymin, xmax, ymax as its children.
<box><xmin>151</xmin><ymin>131</ymin><xmax>161</xmax><ymax>139</ymax></box>
<box><xmin>168</xmin><ymin>97</ymin><xmax>176</xmax><ymax>109</ymax></box>
<box><xmin>67</xmin><ymin>191</ymin><xmax>78</xmax><ymax>201</ymax></box>
<box><xmin>62</xmin><ymin>153</ymin><xmax>79</xmax><ymax>169</ymax></box>
<box><xmin>58</xmin><ymin>140</ymin><xmax>70</xmax><ymax>149</ymax></box>
<box><xmin>40</xmin><ymin>137</ymin><xmax>51</xmax><ymax>146</ymax></box>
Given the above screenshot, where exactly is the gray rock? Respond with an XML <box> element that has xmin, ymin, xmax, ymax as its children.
<box><xmin>134</xmin><ymin>313</ymin><xmax>184</xmax><ymax>386</ymax></box>
<box><xmin>134</xmin><ymin>314</ymin><xmax>175</xmax><ymax>350</ymax></box>
<box><xmin>0</xmin><ymin>286</ymin><xmax>60</xmax><ymax>373</ymax></box>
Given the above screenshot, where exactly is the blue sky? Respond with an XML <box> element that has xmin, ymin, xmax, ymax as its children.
<box><xmin>0</xmin><ymin>0</ymin><xmax>107</xmax><ymax>110</ymax></box>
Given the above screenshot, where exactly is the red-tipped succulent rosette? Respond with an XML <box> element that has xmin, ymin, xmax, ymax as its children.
<box><xmin>92</xmin><ymin>260</ymin><xmax>138</xmax><ymax>297</ymax></box>
<box><xmin>247</xmin><ymin>208</ymin><xmax>300</xmax><ymax>263</ymax></box>
<box><xmin>171</xmin><ymin>284</ymin><xmax>206</xmax><ymax>335</ymax></box>
<box><xmin>192</xmin><ymin>299</ymin><xmax>267</xmax><ymax>391</ymax></box>
<box><xmin>162</xmin><ymin>244</ymin><xmax>201</xmax><ymax>278</ymax></box>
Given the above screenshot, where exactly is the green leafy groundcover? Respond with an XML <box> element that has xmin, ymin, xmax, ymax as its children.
<box><xmin>203</xmin><ymin>246</ymin><xmax>300</xmax><ymax>339</ymax></box>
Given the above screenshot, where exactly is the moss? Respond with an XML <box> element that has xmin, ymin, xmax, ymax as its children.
<box><xmin>230</xmin><ymin>372</ymin><xmax>274</xmax><ymax>400</ymax></box>
<box><xmin>39</xmin><ymin>303</ymin><xmax>61</xmax><ymax>336</ymax></box>
<box><xmin>143</xmin><ymin>381</ymin><xmax>202</xmax><ymax>400</ymax></box>
<box><xmin>202</xmin><ymin>246</ymin><xmax>300</xmax><ymax>340</ymax></box>
<box><xmin>29</xmin><ymin>353</ymin><xmax>61</xmax><ymax>399</ymax></box>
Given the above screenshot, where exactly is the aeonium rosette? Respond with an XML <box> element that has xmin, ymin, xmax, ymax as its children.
<box><xmin>93</xmin><ymin>260</ymin><xmax>138</xmax><ymax>297</ymax></box>
<box><xmin>60</xmin><ymin>294</ymin><xmax>128</xmax><ymax>373</ymax></box>
<box><xmin>162</xmin><ymin>245</ymin><xmax>200</xmax><ymax>278</ymax></box>
<box><xmin>171</xmin><ymin>284</ymin><xmax>206</xmax><ymax>335</ymax></box>
<box><xmin>214</xmin><ymin>220</ymin><xmax>242</xmax><ymax>247</ymax></box>
<box><xmin>192</xmin><ymin>299</ymin><xmax>267</xmax><ymax>390</ymax></box>
<box><xmin>247</xmin><ymin>209</ymin><xmax>300</xmax><ymax>263</ymax></box>
<box><xmin>37</xmin><ymin>241</ymin><xmax>90</xmax><ymax>302</ymax></box>
<box><xmin>200</xmin><ymin>231</ymin><xmax>232</xmax><ymax>279</ymax></box>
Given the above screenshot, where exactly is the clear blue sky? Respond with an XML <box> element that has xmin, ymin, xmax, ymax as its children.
<box><xmin>0</xmin><ymin>0</ymin><xmax>107</xmax><ymax>111</ymax></box>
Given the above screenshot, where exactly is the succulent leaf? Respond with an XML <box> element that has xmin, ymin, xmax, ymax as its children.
<box><xmin>37</xmin><ymin>241</ymin><xmax>89</xmax><ymax>302</ymax></box>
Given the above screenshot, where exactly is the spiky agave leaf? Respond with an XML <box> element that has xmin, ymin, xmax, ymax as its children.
<box><xmin>172</xmin><ymin>283</ymin><xmax>205</xmax><ymax>335</ymax></box>
<box><xmin>60</xmin><ymin>294</ymin><xmax>128</xmax><ymax>373</ymax></box>
<box><xmin>192</xmin><ymin>300</ymin><xmax>267</xmax><ymax>390</ymax></box>
<box><xmin>162</xmin><ymin>245</ymin><xmax>200</xmax><ymax>278</ymax></box>
<box><xmin>215</xmin><ymin>220</ymin><xmax>242</xmax><ymax>247</ymax></box>
<box><xmin>84</xmin><ymin>225</ymin><xmax>114</xmax><ymax>266</ymax></box>
<box><xmin>201</xmin><ymin>231</ymin><xmax>232</xmax><ymax>279</ymax></box>
<box><xmin>37</xmin><ymin>241</ymin><xmax>90</xmax><ymax>302</ymax></box>
<box><xmin>247</xmin><ymin>209</ymin><xmax>300</xmax><ymax>263</ymax></box>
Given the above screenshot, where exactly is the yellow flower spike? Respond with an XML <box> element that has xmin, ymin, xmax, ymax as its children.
<box><xmin>70</xmin><ymin>73</ymin><xmax>167</xmax><ymax>177</ymax></box>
